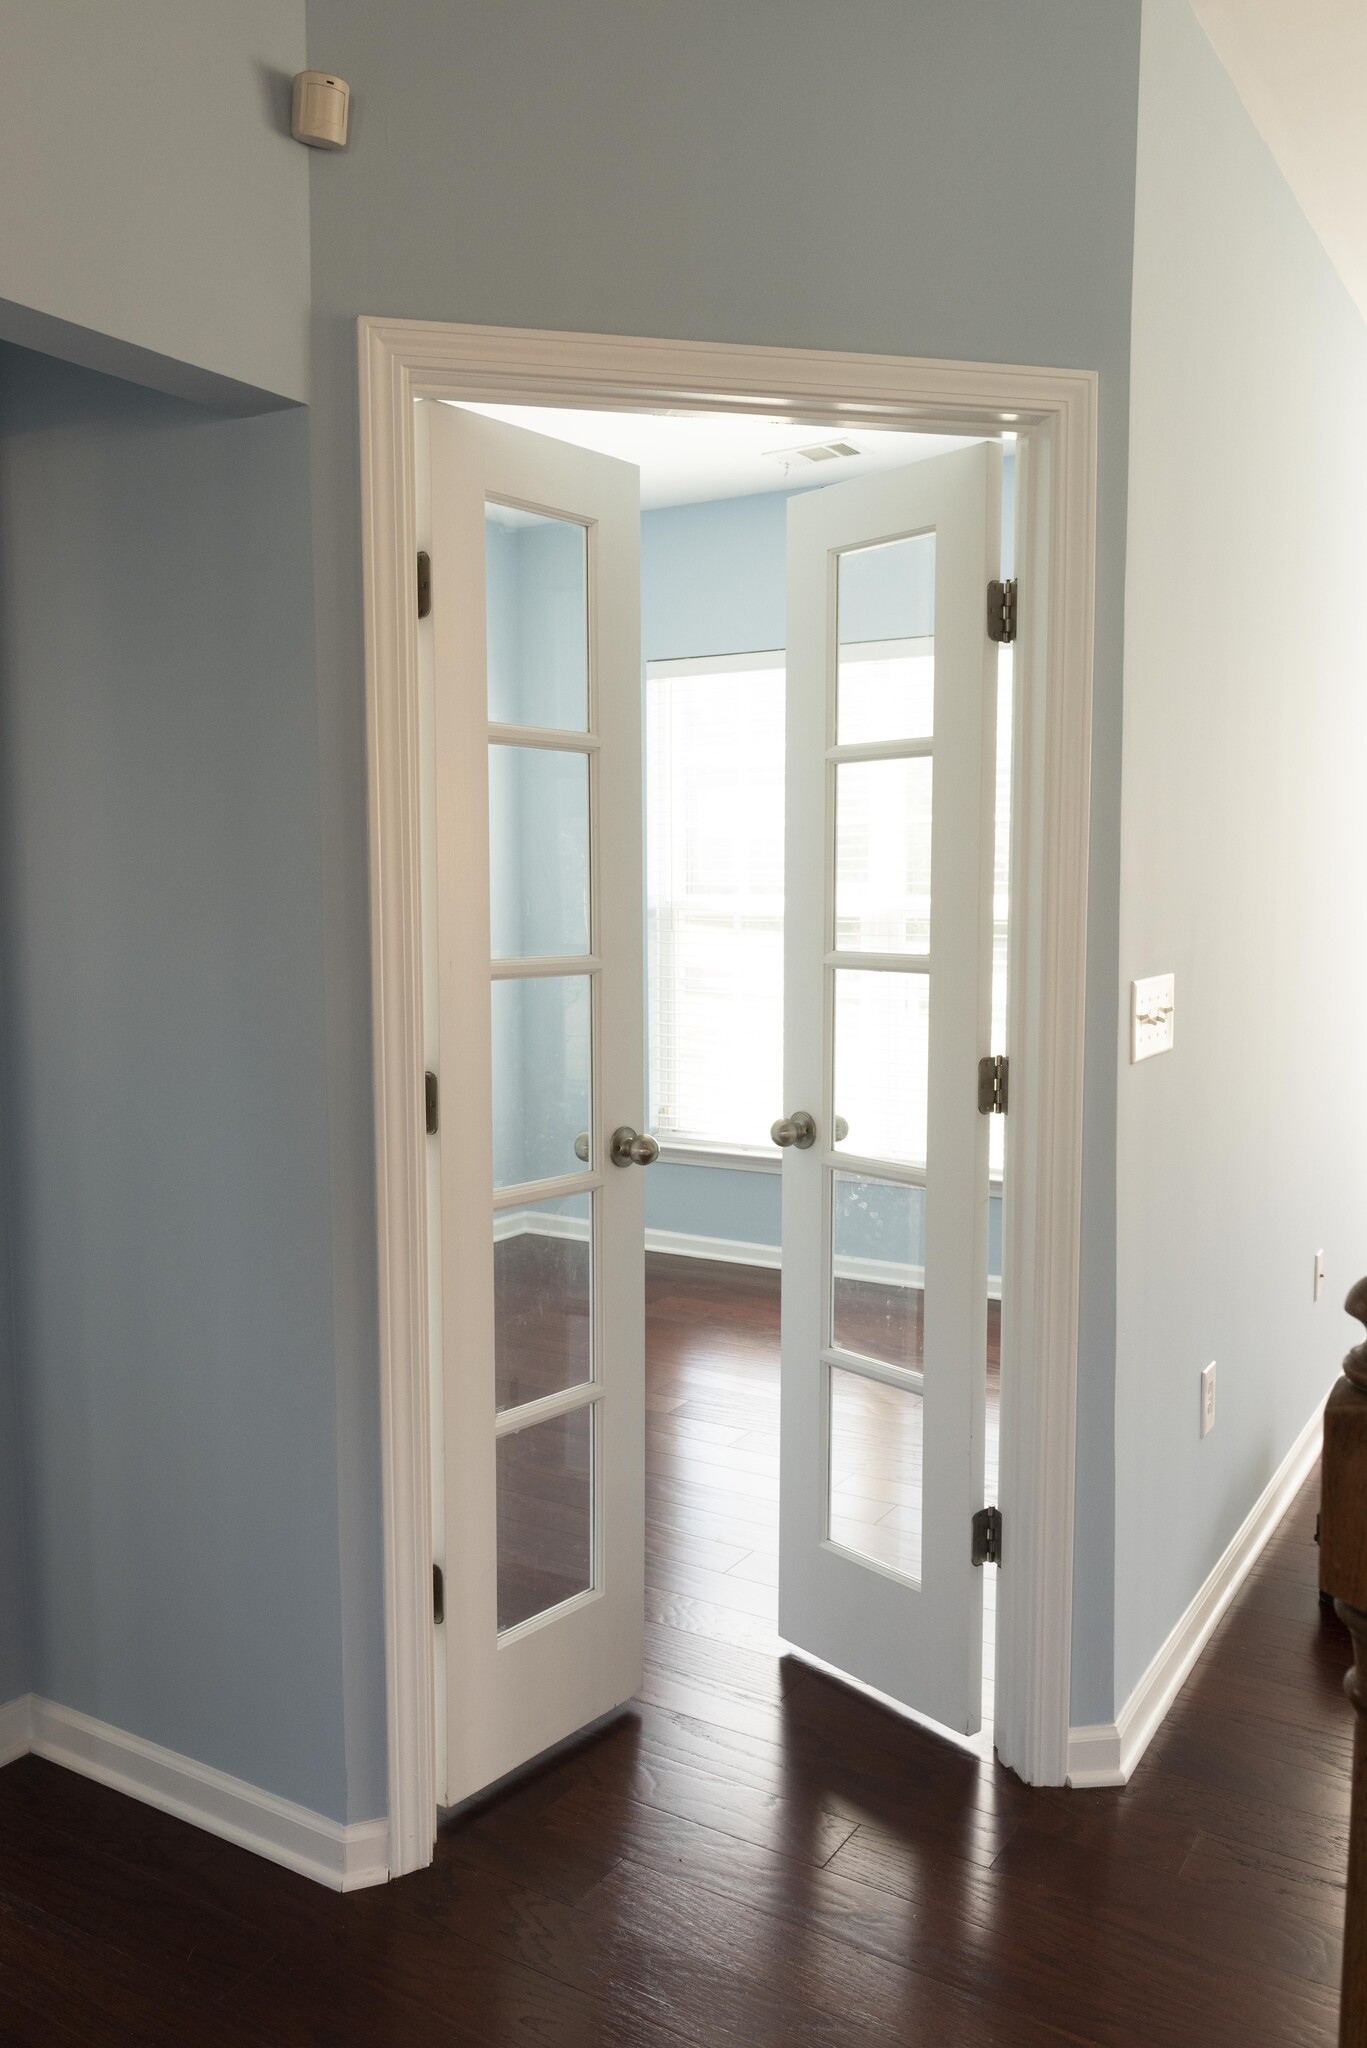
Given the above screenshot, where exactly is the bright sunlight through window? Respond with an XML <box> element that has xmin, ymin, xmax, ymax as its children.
<box><xmin>647</xmin><ymin>654</ymin><xmax>785</xmax><ymax>1151</ymax></box>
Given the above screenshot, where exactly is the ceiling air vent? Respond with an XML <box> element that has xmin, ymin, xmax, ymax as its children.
<box><xmin>766</xmin><ymin>438</ymin><xmax>863</xmax><ymax>466</ymax></box>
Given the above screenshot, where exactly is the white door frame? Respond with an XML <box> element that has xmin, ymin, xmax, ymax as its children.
<box><xmin>357</xmin><ymin>317</ymin><xmax>1098</xmax><ymax>1878</ymax></box>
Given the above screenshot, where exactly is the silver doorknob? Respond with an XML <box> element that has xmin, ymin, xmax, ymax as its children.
<box><xmin>770</xmin><ymin>1111</ymin><xmax>817</xmax><ymax>1150</ymax></box>
<box><xmin>573</xmin><ymin>1132</ymin><xmax>590</xmax><ymax>1163</ymax></box>
<box><xmin>610</xmin><ymin>1126</ymin><xmax>660</xmax><ymax>1168</ymax></box>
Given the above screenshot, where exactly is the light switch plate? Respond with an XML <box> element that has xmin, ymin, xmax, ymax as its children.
<box><xmin>1131</xmin><ymin>972</ymin><xmax>1175</xmax><ymax>1062</ymax></box>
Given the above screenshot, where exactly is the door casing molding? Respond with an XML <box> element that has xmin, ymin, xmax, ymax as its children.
<box><xmin>357</xmin><ymin>317</ymin><xmax>1098</xmax><ymax>1875</ymax></box>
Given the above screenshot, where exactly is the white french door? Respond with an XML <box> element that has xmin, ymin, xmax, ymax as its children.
<box><xmin>427</xmin><ymin>404</ymin><xmax>646</xmax><ymax>1806</ymax></box>
<box><xmin>778</xmin><ymin>442</ymin><xmax>1001</xmax><ymax>1734</ymax></box>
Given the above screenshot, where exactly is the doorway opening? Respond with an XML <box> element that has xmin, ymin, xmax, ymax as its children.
<box><xmin>457</xmin><ymin>398</ymin><xmax>1013</xmax><ymax>1760</ymax></box>
<box><xmin>358</xmin><ymin>319</ymin><xmax>1097</xmax><ymax>1876</ymax></box>
<box><xmin>422</xmin><ymin>392</ymin><xmax>1012</xmax><ymax>1814</ymax></box>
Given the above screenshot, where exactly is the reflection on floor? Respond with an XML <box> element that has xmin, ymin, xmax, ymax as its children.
<box><xmin>644</xmin><ymin>1254</ymin><xmax>1000</xmax><ymax>1727</ymax></box>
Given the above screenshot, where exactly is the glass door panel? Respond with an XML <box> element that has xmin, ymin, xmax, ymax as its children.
<box><xmin>493</xmin><ymin>1191</ymin><xmax>593</xmax><ymax>1412</ymax></box>
<box><xmin>830</xmin><ymin>1172</ymin><xmax>926</xmax><ymax>1372</ymax></box>
<box><xmin>496</xmin><ymin>1404</ymin><xmax>594</xmax><ymax>1631</ymax></box>
<box><xmin>836</xmin><ymin>530</ymin><xmax>935</xmax><ymax>744</ymax></box>
<box><xmin>832</xmin><ymin>968</ymin><xmax>930</xmax><ymax>1168</ymax></box>
<box><xmin>485</xmin><ymin>504</ymin><xmax>589</xmax><ymax>730</ymax></box>
<box><xmin>780</xmin><ymin>442</ymin><xmax>999</xmax><ymax>1736</ymax></box>
<box><xmin>827</xmin><ymin>1364</ymin><xmax>924</xmax><ymax>1582</ymax></box>
<box><xmin>491</xmin><ymin>975</ymin><xmax>592</xmax><ymax>1187</ymax></box>
<box><xmin>835</xmin><ymin>756</ymin><xmax>933</xmax><ymax>954</ymax></box>
<box><xmin>488</xmin><ymin>744</ymin><xmax>591</xmax><ymax>960</ymax></box>
<box><xmin>431</xmin><ymin>401</ymin><xmax>643</xmax><ymax>1808</ymax></box>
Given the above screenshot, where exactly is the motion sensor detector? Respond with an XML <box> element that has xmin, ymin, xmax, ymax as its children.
<box><xmin>291</xmin><ymin>71</ymin><xmax>350</xmax><ymax>150</ymax></box>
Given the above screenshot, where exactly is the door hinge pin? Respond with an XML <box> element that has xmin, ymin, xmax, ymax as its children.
<box><xmin>425</xmin><ymin>1070</ymin><xmax>439</xmax><ymax>1135</ymax></box>
<box><xmin>417</xmin><ymin>550</ymin><xmax>432</xmax><ymax>620</ymax></box>
<box><xmin>433</xmin><ymin>1562</ymin><xmax>445</xmax><ymax>1625</ymax></box>
<box><xmin>987</xmin><ymin>577</ymin><xmax>1016</xmax><ymax>644</ymax></box>
<box><xmin>977</xmin><ymin>1053</ymin><xmax>1008</xmax><ymax>1116</ymax></box>
<box><xmin>972</xmin><ymin>1506</ymin><xmax>1002</xmax><ymax>1567</ymax></box>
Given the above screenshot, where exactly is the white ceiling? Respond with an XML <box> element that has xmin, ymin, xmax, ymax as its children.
<box><xmin>1192</xmin><ymin>0</ymin><xmax>1367</xmax><ymax>323</ymax></box>
<box><xmin>449</xmin><ymin>402</ymin><xmax>981</xmax><ymax>511</ymax></box>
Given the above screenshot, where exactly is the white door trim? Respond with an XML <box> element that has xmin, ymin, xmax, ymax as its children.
<box><xmin>357</xmin><ymin>318</ymin><xmax>1098</xmax><ymax>1874</ymax></box>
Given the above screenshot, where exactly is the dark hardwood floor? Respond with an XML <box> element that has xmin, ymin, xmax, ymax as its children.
<box><xmin>0</xmin><ymin>1253</ymin><xmax>1351</xmax><ymax>2046</ymax></box>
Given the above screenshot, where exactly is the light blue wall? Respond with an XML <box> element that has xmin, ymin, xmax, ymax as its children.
<box><xmin>305</xmin><ymin>0</ymin><xmax>1142</xmax><ymax>1778</ymax></box>
<box><xmin>1112</xmin><ymin>1</ymin><xmax>1367</xmax><ymax>1708</ymax></box>
<box><xmin>0</xmin><ymin>346</ymin><xmax>352</xmax><ymax>1818</ymax></box>
<box><xmin>0</xmin><ymin>0</ymin><xmax>1151</xmax><ymax>1817</ymax></box>
<box><xmin>0</xmin><ymin>0</ymin><xmax>310</xmax><ymax>410</ymax></box>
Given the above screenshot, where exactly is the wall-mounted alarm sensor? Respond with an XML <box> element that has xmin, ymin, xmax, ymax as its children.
<box><xmin>292</xmin><ymin>71</ymin><xmax>350</xmax><ymax>150</ymax></box>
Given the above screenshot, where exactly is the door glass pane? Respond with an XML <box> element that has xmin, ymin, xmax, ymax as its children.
<box><xmin>492</xmin><ymin>975</ymin><xmax>591</xmax><ymax>1189</ymax></box>
<box><xmin>831</xmin><ymin>1173</ymin><xmax>925</xmax><ymax>1371</ymax></box>
<box><xmin>828</xmin><ymin>1364</ymin><xmax>923</xmax><ymax>1584</ymax></box>
<box><xmin>495</xmin><ymin>1193</ymin><xmax>592</xmax><ymax>1412</ymax></box>
<box><xmin>486</xmin><ymin>504</ymin><xmax>589</xmax><ymax>731</ymax></box>
<box><xmin>837</xmin><ymin>531</ymin><xmax>935</xmax><ymax>744</ymax></box>
<box><xmin>489</xmin><ymin>745</ymin><xmax>590</xmax><ymax>960</ymax></box>
<box><xmin>497</xmin><ymin>1404</ymin><xmax>593</xmax><ymax>1631</ymax></box>
<box><xmin>832</xmin><ymin>969</ymin><xmax>929</xmax><ymax>1168</ymax></box>
<box><xmin>835</xmin><ymin>758</ymin><xmax>932</xmax><ymax>955</ymax></box>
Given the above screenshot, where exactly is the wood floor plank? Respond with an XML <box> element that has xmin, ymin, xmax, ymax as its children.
<box><xmin>0</xmin><ymin>1253</ymin><xmax>1350</xmax><ymax>2047</ymax></box>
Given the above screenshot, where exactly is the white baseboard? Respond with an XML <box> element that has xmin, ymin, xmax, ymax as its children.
<box><xmin>646</xmin><ymin>1226</ymin><xmax>781</xmax><ymax>1269</ymax></box>
<box><xmin>0</xmin><ymin>1694</ymin><xmax>31</xmax><ymax>1768</ymax></box>
<box><xmin>646</xmin><ymin>1228</ymin><xmax>1004</xmax><ymax>1298</ymax></box>
<box><xmin>1067</xmin><ymin>1394</ymin><xmax>1327</xmax><ymax>1788</ymax></box>
<box><xmin>1</xmin><ymin>1696</ymin><xmax>388</xmax><ymax>1890</ymax></box>
<box><xmin>499</xmin><ymin>1211</ymin><xmax>1005</xmax><ymax>1296</ymax></box>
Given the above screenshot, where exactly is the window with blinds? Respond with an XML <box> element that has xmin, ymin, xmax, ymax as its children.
<box><xmin>646</xmin><ymin>653</ymin><xmax>785</xmax><ymax>1150</ymax></box>
<box><xmin>645</xmin><ymin>643</ymin><xmax>1011</xmax><ymax>1168</ymax></box>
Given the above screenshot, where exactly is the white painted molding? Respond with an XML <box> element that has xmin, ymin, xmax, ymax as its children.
<box><xmin>0</xmin><ymin>1694</ymin><xmax>31</xmax><ymax>1768</ymax></box>
<box><xmin>358</xmin><ymin>317</ymin><xmax>1098</xmax><ymax>1832</ymax></box>
<box><xmin>647</xmin><ymin>1227</ymin><xmax>781</xmax><ymax>1270</ymax></box>
<box><xmin>11</xmin><ymin>1698</ymin><xmax>390</xmax><ymax>1891</ymax></box>
<box><xmin>1066</xmin><ymin>1394</ymin><xmax>1328</xmax><ymax>1788</ymax></box>
<box><xmin>1064</xmin><ymin>1720</ymin><xmax>1124</xmax><ymax>1788</ymax></box>
<box><xmin>655</xmin><ymin>1141</ymin><xmax>781</xmax><ymax>1175</ymax></box>
<box><xmin>497</xmin><ymin>1211</ymin><xmax>1004</xmax><ymax>1295</ymax></box>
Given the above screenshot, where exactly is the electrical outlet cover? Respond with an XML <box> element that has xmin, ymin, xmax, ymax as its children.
<box><xmin>1200</xmin><ymin>1360</ymin><xmax>1216</xmax><ymax>1438</ymax></box>
<box><xmin>1132</xmin><ymin>973</ymin><xmax>1175</xmax><ymax>1062</ymax></box>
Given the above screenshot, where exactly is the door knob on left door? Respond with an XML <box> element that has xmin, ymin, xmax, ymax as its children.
<box><xmin>770</xmin><ymin>1111</ymin><xmax>817</xmax><ymax>1149</ymax></box>
<box><xmin>610</xmin><ymin>1126</ymin><xmax>660</xmax><ymax>1168</ymax></box>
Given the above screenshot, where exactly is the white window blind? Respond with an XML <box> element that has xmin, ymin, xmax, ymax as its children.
<box><xmin>646</xmin><ymin>654</ymin><xmax>785</xmax><ymax>1150</ymax></box>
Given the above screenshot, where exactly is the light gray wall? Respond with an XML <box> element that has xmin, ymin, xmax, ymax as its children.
<box><xmin>0</xmin><ymin>346</ymin><xmax>352</xmax><ymax>1818</ymax></box>
<box><xmin>304</xmin><ymin>0</ymin><xmax>1142</xmax><ymax>1768</ymax></box>
<box><xmin>1113</xmin><ymin>0</ymin><xmax>1367</xmax><ymax>1705</ymax></box>
<box><xmin>0</xmin><ymin>0</ymin><xmax>310</xmax><ymax>409</ymax></box>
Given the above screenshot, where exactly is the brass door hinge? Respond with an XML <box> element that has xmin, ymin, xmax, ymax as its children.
<box><xmin>972</xmin><ymin>1506</ymin><xmax>1002</xmax><ymax>1567</ymax></box>
<box><xmin>987</xmin><ymin>577</ymin><xmax>1016</xmax><ymax>644</ymax></box>
<box><xmin>977</xmin><ymin>1054</ymin><xmax>1008</xmax><ymax>1116</ymax></box>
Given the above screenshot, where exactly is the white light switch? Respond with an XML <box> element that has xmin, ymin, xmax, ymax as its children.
<box><xmin>1200</xmin><ymin>1360</ymin><xmax>1216</xmax><ymax>1438</ymax></box>
<box><xmin>1131</xmin><ymin>973</ymin><xmax>1175</xmax><ymax>1062</ymax></box>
